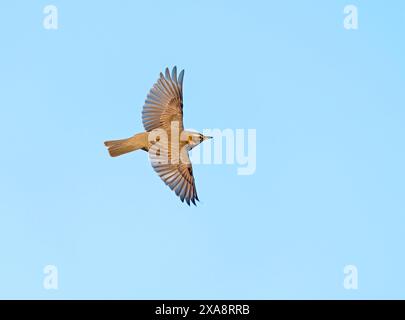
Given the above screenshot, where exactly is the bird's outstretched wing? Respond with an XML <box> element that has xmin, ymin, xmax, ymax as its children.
<box><xmin>149</xmin><ymin>141</ymin><xmax>199</xmax><ymax>206</ymax></box>
<box><xmin>142</xmin><ymin>66</ymin><xmax>184</xmax><ymax>132</ymax></box>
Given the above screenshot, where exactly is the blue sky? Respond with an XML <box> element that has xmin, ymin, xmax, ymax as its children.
<box><xmin>0</xmin><ymin>0</ymin><xmax>404</xmax><ymax>299</ymax></box>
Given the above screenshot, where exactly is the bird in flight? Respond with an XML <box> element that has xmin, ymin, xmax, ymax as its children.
<box><xmin>104</xmin><ymin>67</ymin><xmax>212</xmax><ymax>205</ymax></box>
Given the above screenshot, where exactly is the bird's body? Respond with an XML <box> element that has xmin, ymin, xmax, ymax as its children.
<box><xmin>104</xmin><ymin>67</ymin><xmax>211</xmax><ymax>205</ymax></box>
<box><xmin>105</xmin><ymin>130</ymin><xmax>205</xmax><ymax>156</ymax></box>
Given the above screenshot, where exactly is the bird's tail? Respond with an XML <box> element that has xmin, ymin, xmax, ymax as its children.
<box><xmin>104</xmin><ymin>135</ymin><xmax>144</xmax><ymax>157</ymax></box>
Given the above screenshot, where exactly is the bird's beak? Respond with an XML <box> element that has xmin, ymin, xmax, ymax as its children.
<box><xmin>203</xmin><ymin>136</ymin><xmax>213</xmax><ymax>140</ymax></box>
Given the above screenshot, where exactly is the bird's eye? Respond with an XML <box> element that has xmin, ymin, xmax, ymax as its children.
<box><xmin>188</xmin><ymin>136</ymin><xmax>193</xmax><ymax>142</ymax></box>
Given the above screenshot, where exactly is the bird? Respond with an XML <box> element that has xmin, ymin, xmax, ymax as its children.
<box><xmin>104</xmin><ymin>67</ymin><xmax>212</xmax><ymax>206</ymax></box>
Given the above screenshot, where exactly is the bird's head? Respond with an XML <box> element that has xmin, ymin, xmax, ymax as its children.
<box><xmin>185</xmin><ymin>132</ymin><xmax>212</xmax><ymax>150</ymax></box>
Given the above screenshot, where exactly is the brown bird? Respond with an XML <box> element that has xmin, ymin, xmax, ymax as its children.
<box><xmin>104</xmin><ymin>67</ymin><xmax>212</xmax><ymax>205</ymax></box>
